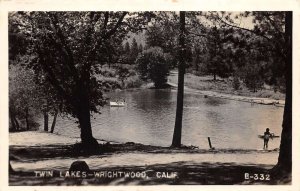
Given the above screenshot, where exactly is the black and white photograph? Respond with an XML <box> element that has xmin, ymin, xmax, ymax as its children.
<box><xmin>1</xmin><ymin>0</ymin><xmax>299</xmax><ymax>188</ymax></box>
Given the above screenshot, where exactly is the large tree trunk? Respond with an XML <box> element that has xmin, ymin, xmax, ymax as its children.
<box><xmin>272</xmin><ymin>11</ymin><xmax>292</xmax><ymax>176</ymax></box>
<box><xmin>172</xmin><ymin>11</ymin><xmax>185</xmax><ymax>147</ymax></box>
<box><xmin>50</xmin><ymin>110</ymin><xmax>58</xmax><ymax>133</ymax></box>
<box><xmin>43</xmin><ymin>111</ymin><xmax>49</xmax><ymax>131</ymax></box>
<box><xmin>76</xmin><ymin>81</ymin><xmax>98</xmax><ymax>150</ymax></box>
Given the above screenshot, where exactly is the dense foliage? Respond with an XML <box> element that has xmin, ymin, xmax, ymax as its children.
<box><xmin>136</xmin><ymin>47</ymin><xmax>170</xmax><ymax>88</ymax></box>
<box><xmin>9</xmin><ymin>11</ymin><xmax>153</xmax><ymax>147</ymax></box>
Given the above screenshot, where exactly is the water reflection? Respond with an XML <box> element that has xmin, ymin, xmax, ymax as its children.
<box><xmin>52</xmin><ymin>89</ymin><xmax>284</xmax><ymax>150</ymax></box>
<box><xmin>203</xmin><ymin>97</ymin><xmax>227</xmax><ymax>106</ymax></box>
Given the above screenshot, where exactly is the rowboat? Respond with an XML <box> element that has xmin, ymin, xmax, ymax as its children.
<box><xmin>110</xmin><ymin>101</ymin><xmax>125</xmax><ymax>107</ymax></box>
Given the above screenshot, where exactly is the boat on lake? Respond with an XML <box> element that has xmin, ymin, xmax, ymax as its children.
<box><xmin>110</xmin><ymin>101</ymin><xmax>126</xmax><ymax>107</ymax></box>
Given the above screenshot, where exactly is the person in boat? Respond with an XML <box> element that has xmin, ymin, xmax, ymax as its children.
<box><xmin>116</xmin><ymin>99</ymin><xmax>125</xmax><ymax>104</ymax></box>
<box><xmin>263</xmin><ymin>128</ymin><xmax>273</xmax><ymax>150</ymax></box>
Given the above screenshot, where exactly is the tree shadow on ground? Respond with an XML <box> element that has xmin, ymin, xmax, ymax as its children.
<box><xmin>10</xmin><ymin>143</ymin><xmax>119</xmax><ymax>161</ymax></box>
<box><xmin>9</xmin><ymin>161</ymin><xmax>291</xmax><ymax>186</ymax></box>
<box><xmin>9</xmin><ymin>142</ymin><xmax>279</xmax><ymax>162</ymax></box>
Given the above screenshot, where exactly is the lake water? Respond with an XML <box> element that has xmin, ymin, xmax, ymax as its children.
<box><xmin>49</xmin><ymin>89</ymin><xmax>284</xmax><ymax>150</ymax></box>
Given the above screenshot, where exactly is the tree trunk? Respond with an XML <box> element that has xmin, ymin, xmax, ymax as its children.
<box><xmin>13</xmin><ymin>117</ymin><xmax>20</xmax><ymax>130</ymax></box>
<box><xmin>76</xmin><ymin>81</ymin><xmax>99</xmax><ymax>150</ymax></box>
<box><xmin>25</xmin><ymin>107</ymin><xmax>29</xmax><ymax>130</ymax></box>
<box><xmin>50</xmin><ymin>110</ymin><xmax>58</xmax><ymax>133</ymax></box>
<box><xmin>172</xmin><ymin>11</ymin><xmax>185</xmax><ymax>147</ymax></box>
<box><xmin>9</xmin><ymin>111</ymin><xmax>16</xmax><ymax>130</ymax></box>
<box><xmin>10</xmin><ymin>117</ymin><xmax>16</xmax><ymax>130</ymax></box>
<box><xmin>272</xmin><ymin>11</ymin><xmax>292</xmax><ymax>176</ymax></box>
<box><xmin>77</xmin><ymin>98</ymin><xmax>98</xmax><ymax>149</ymax></box>
<box><xmin>44</xmin><ymin>111</ymin><xmax>49</xmax><ymax>131</ymax></box>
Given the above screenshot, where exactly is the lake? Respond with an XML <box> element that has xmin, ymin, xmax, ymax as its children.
<box><xmin>49</xmin><ymin>89</ymin><xmax>284</xmax><ymax>150</ymax></box>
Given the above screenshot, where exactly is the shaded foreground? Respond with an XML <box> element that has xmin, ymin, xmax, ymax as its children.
<box><xmin>9</xmin><ymin>132</ymin><xmax>291</xmax><ymax>185</ymax></box>
<box><xmin>10</xmin><ymin>162</ymin><xmax>289</xmax><ymax>185</ymax></box>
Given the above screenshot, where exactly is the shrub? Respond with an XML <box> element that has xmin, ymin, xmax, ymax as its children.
<box><xmin>232</xmin><ymin>76</ymin><xmax>241</xmax><ymax>90</ymax></box>
<box><xmin>135</xmin><ymin>47</ymin><xmax>170</xmax><ymax>88</ymax></box>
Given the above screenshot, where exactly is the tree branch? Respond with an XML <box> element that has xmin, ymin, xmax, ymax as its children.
<box><xmin>214</xmin><ymin>13</ymin><xmax>272</xmax><ymax>42</ymax></box>
<box><xmin>87</xmin><ymin>12</ymin><xmax>128</xmax><ymax>67</ymax></box>
<box><xmin>102</xmin><ymin>11</ymin><xmax>109</xmax><ymax>31</ymax></box>
<box><xmin>37</xmin><ymin>47</ymin><xmax>73</xmax><ymax>103</ymax></box>
<box><xmin>103</xmin><ymin>11</ymin><xmax>128</xmax><ymax>39</ymax></box>
<box><xmin>47</xmin><ymin>13</ymin><xmax>80</xmax><ymax>82</ymax></box>
<box><xmin>187</xmin><ymin>31</ymin><xmax>207</xmax><ymax>38</ymax></box>
<box><xmin>262</xmin><ymin>12</ymin><xmax>284</xmax><ymax>39</ymax></box>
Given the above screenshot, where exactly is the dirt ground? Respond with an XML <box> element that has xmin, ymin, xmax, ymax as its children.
<box><xmin>9</xmin><ymin>131</ymin><xmax>291</xmax><ymax>185</ymax></box>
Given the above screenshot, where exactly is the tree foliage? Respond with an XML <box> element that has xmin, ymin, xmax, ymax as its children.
<box><xmin>9</xmin><ymin>11</ymin><xmax>152</xmax><ymax>148</ymax></box>
<box><xmin>203</xmin><ymin>26</ymin><xmax>233</xmax><ymax>80</ymax></box>
<box><xmin>9</xmin><ymin>63</ymin><xmax>40</xmax><ymax>131</ymax></box>
<box><xmin>136</xmin><ymin>47</ymin><xmax>170</xmax><ymax>88</ymax></box>
<box><xmin>205</xmin><ymin>11</ymin><xmax>291</xmax><ymax>176</ymax></box>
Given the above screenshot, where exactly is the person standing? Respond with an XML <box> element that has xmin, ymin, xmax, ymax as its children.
<box><xmin>263</xmin><ymin>128</ymin><xmax>273</xmax><ymax>150</ymax></box>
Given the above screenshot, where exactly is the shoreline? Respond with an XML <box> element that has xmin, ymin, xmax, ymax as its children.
<box><xmin>9</xmin><ymin>131</ymin><xmax>279</xmax><ymax>153</ymax></box>
<box><xmin>108</xmin><ymin>72</ymin><xmax>285</xmax><ymax>107</ymax></box>
<box><xmin>9</xmin><ymin>131</ymin><xmax>287</xmax><ymax>185</ymax></box>
<box><xmin>167</xmin><ymin>74</ymin><xmax>285</xmax><ymax>107</ymax></box>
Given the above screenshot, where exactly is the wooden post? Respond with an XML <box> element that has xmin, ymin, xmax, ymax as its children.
<box><xmin>208</xmin><ymin>137</ymin><xmax>213</xmax><ymax>149</ymax></box>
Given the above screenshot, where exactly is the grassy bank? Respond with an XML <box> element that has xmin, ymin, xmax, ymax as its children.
<box><xmin>168</xmin><ymin>72</ymin><xmax>285</xmax><ymax>100</ymax></box>
<box><xmin>96</xmin><ymin>65</ymin><xmax>144</xmax><ymax>90</ymax></box>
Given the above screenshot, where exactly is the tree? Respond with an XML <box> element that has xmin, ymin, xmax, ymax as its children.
<box><xmin>122</xmin><ymin>41</ymin><xmax>131</xmax><ymax>64</ymax></box>
<box><xmin>9</xmin><ymin>64</ymin><xmax>40</xmax><ymax>131</ymax></box>
<box><xmin>275</xmin><ymin>11</ymin><xmax>292</xmax><ymax>177</ymax></box>
<box><xmin>138</xmin><ymin>44</ymin><xmax>144</xmax><ymax>53</ymax></box>
<box><xmin>210</xmin><ymin>11</ymin><xmax>291</xmax><ymax>176</ymax></box>
<box><xmin>9</xmin><ymin>11</ymin><xmax>152</xmax><ymax>150</ymax></box>
<box><xmin>130</xmin><ymin>38</ymin><xmax>139</xmax><ymax>61</ymax></box>
<box><xmin>145</xmin><ymin>13</ymin><xmax>178</xmax><ymax>51</ymax></box>
<box><xmin>245</xmin><ymin>68</ymin><xmax>264</xmax><ymax>92</ymax></box>
<box><xmin>205</xmin><ymin>26</ymin><xmax>233</xmax><ymax>80</ymax></box>
<box><xmin>171</xmin><ymin>11</ymin><xmax>186</xmax><ymax>147</ymax></box>
<box><xmin>232</xmin><ymin>75</ymin><xmax>241</xmax><ymax>90</ymax></box>
<box><xmin>145</xmin><ymin>12</ymin><xmax>180</xmax><ymax>68</ymax></box>
<box><xmin>136</xmin><ymin>47</ymin><xmax>170</xmax><ymax>88</ymax></box>
<box><xmin>124</xmin><ymin>41</ymin><xmax>131</xmax><ymax>53</ymax></box>
<box><xmin>117</xmin><ymin>66</ymin><xmax>131</xmax><ymax>88</ymax></box>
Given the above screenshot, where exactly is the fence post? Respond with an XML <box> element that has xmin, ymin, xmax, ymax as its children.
<box><xmin>208</xmin><ymin>137</ymin><xmax>215</xmax><ymax>150</ymax></box>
